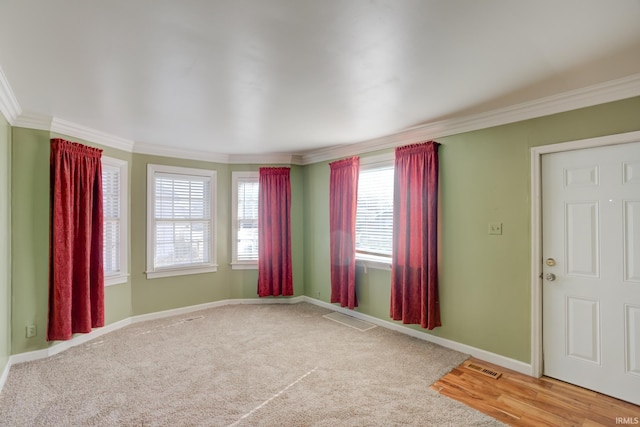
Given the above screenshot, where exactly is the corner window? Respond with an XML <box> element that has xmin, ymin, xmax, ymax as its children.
<box><xmin>146</xmin><ymin>164</ymin><xmax>217</xmax><ymax>279</ymax></box>
<box><xmin>356</xmin><ymin>153</ymin><xmax>394</xmax><ymax>264</ymax></box>
<box><xmin>102</xmin><ymin>156</ymin><xmax>128</xmax><ymax>286</ymax></box>
<box><xmin>231</xmin><ymin>171</ymin><xmax>259</xmax><ymax>269</ymax></box>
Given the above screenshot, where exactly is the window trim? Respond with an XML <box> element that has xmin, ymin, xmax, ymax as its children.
<box><xmin>146</xmin><ymin>164</ymin><xmax>217</xmax><ymax>279</ymax></box>
<box><xmin>102</xmin><ymin>156</ymin><xmax>129</xmax><ymax>286</ymax></box>
<box><xmin>355</xmin><ymin>152</ymin><xmax>394</xmax><ymax>270</ymax></box>
<box><xmin>231</xmin><ymin>171</ymin><xmax>259</xmax><ymax>270</ymax></box>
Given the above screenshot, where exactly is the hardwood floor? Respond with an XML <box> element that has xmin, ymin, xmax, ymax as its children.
<box><xmin>431</xmin><ymin>357</ymin><xmax>640</xmax><ymax>426</ymax></box>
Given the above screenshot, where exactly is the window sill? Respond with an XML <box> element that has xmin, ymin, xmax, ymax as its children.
<box><xmin>105</xmin><ymin>274</ymin><xmax>129</xmax><ymax>286</ymax></box>
<box><xmin>146</xmin><ymin>265</ymin><xmax>218</xmax><ymax>279</ymax></box>
<box><xmin>231</xmin><ymin>262</ymin><xmax>258</xmax><ymax>270</ymax></box>
<box><xmin>356</xmin><ymin>255</ymin><xmax>392</xmax><ymax>272</ymax></box>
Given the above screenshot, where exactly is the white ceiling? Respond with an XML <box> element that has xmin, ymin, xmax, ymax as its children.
<box><xmin>1</xmin><ymin>0</ymin><xmax>640</xmax><ymax>157</ymax></box>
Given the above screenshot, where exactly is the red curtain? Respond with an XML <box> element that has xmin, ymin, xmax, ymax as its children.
<box><xmin>257</xmin><ymin>167</ymin><xmax>293</xmax><ymax>297</ymax></box>
<box><xmin>48</xmin><ymin>138</ymin><xmax>104</xmax><ymax>341</ymax></box>
<box><xmin>329</xmin><ymin>157</ymin><xmax>359</xmax><ymax>309</ymax></box>
<box><xmin>390</xmin><ymin>141</ymin><xmax>441</xmax><ymax>330</ymax></box>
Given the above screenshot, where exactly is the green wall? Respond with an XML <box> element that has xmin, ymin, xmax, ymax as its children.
<box><xmin>129</xmin><ymin>155</ymin><xmax>304</xmax><ymax>316</ymax></box>
<box><xmin>11</xmin><ymin>129</ymin><xmax>133</xmax><ymax>354</ymax></box>
<box><xmin>10</xmin><ymin>130</ymin><xmax>305</xmax><ymax>353</ymax></box>
<box><xmin>11</xmin><ymin>127</ymin><xmax>49</xmax><ymax>354</ymax></box>
<box><xmin>0</xmin><ymin>112</ymin><xmax>11</xmax><ymax>373</ymax></box>
<box><xmin>6</xmin><ymin>96</ymin><xmax>640</xmax><ymax>362</ymax></box>
<box><xmin>303</xmin><ymin>96</ymin><xmax>640</xmax><ymax>363</ymax></box>
<box><xmin>129</xmin><ymin>155</ymin><xmax>231</xmax><ymax>314</ymax></box>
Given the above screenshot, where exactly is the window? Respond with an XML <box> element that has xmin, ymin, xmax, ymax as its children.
<box><xmin>231</xmin><ymin>171</ymin><xmax>259</xmax><ymax>269</ymax></box>
<box><xmin>102</xmin><ymin>156</ymin><xmax>128</xmax><ymax>286</ymax></box>
<box><xmin>146</xmin><ymin>164</ymin><xmax>217</xmax><ymax>279</ymax></box>
<box><xmin>355</xmin><ymin>153</ymin><xmax>394</xmax><ymax>263</ymax></box>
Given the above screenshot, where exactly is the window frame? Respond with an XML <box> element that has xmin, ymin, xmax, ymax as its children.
<box><xmin>231</xmin><ymin>171</ymin><xmax>259</xmax><ymax>270</ymax></box>
<box><xmin>355</xmin><ymin>152</ymin><xmax>394</xmax><ymax>270</ymax></box>
<box><xmin>102</xmin><ymin>156</ymin><xmax>129</xmax><ymax>286</ymax></box>
<box><xmin>146</xmin><ymin>164</ymin><xmax>217</xmax><ymax>279</ymax></box>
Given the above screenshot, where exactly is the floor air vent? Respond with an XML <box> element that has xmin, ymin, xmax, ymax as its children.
<box><xmin>323</xmin><ymin>312</ymin><xmax>376</xmax><ymax>331</ymax></box>
<box><xmin>464</xmin><ymin>361</ymin><xmax>502</xmax><ymax>379</ymax></box>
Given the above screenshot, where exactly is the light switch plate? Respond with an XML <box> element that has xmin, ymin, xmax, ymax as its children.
<box><xmin>488</xmin><ymin>222</ymin><xmax>502</xmax><ymax>235</ymax></box>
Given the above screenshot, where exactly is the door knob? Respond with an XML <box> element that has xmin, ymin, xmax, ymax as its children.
<box><xmin>545</xmin><ymin>273</ymin><xmax>556</xmax><ymax>281</ymax></box>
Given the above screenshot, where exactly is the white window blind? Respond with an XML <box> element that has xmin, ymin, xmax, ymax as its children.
<box><xmin>147</xmin><ymin>164</ymin><xmax>216</xmax><ymax>278</ymax></box>
<box><xmin>236</xmin><ymin>177</ymin><xmax>259</xmax><ymax>261</ymax></box>
<box><xmin>102</xmin><ymin>156</ymin><xmax>128</xmax><ymax>285</ymax></box>
<box><xmin>102</xmin><ymin>164</ymin><xmax>121</xmax><ymax>276</ymax></box>
<box><xmin>355</xmin><ymin>165</ymin><xmax>394</xmax><ymax>257</ymax></box>
<box><xmin>153</xmin><ymin>173</ymin><xmax>211</xmax><ymax>269</ymax></box>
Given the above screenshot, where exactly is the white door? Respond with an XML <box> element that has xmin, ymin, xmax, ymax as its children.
<box><xmin>542</xmin><ymin>141</ymin><xmax>640</xmax><ymax>405</ymax></box>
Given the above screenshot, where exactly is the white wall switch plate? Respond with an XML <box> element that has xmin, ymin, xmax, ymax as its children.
<box><xmin>488</xmin><ymin>222</ymin><xmax>502</xmax><ymax>235</ymax></box>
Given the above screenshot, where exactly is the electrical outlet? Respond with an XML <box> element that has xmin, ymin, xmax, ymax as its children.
<box><xmin>488</xmin><ymin>222</ymin><xmax>503</xmax><ymax>235</ymax></box>
<box><xmin>26</xmin><ymin>324</ymin><xmax>37</xmax><ymax>338</ymax></box>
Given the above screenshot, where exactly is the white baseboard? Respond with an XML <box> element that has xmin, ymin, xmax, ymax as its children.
<box><xmin>301</xmin><ymin>296</ymin><xmax>534</xmax><ymax>376</ymax></box>
<box><xmin>9</xmin><ymin>318</ymin><xmax>133</xmax><ymax>366</ymax></box>
<box><xmin>1</xmin><ymin>294</ymin><xmax>531</xmax><ymax>396</ymax></box>
<box><xmin>130</xmin><ymin>296</ymin><xmax>305</xmax><ymax>324</ymax></box>
<box><xmin>3</xmin><ymin>296</ymin><xmax>306</xmax><ymax>381</ymax></box>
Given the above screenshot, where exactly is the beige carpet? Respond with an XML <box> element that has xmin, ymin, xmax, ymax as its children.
<box><xmin>0</xmin><ymin>303</ymin><xmax>505</xmax><ymax>426</ymax></box>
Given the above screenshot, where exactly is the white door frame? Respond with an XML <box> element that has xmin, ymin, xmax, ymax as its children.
<box><xmin>530</xmin><ymin>129</ymin><xmax>640</xmax><ymax>378</ymax></box>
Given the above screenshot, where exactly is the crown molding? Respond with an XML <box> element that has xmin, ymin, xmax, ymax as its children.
<box><xmin>300</xmin><ymin>73</ymin><xmax>640</xmax><ymax>165</ymax></box>
<box><xmin>0</xmin><ymin>66</ymin><xmax>22</xmax><ymax>123</ymax></box>
<box><xmin>12</xmin><ymin>111</ymin><xmax>52</xmax><ymax>131</ymax></box>
<box><xmin>134</xmin><ymin>142</ymin><xmax>306</xmax><ymax>165</ymax></box>
<box><xmin>290</xmin><ymin>154</ymin><xmax>305</xmax><ymax>165</ymax></box>
<box><xmin>11</xmin><ymin>112</ymin><xmax>135</xmax><ymax>152</ymax></box>
<box><xmin>133</xmin><ymin>141</ymin><xmax>230</xmax><ymax>164</ymax></box>
<box><xmin>3</xmin><ymin>68</ymin><xmax>639</xmax><ymax>165</ymax></box>
<box><xmin>228</xmin><ymin>153</ymin><xmax>305</xmax><ymax>165</ymax></box>
<box><xmin>51</xmin><ymin>118</ymin><xmax>135</xmax><ymax>152</ymax></box>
